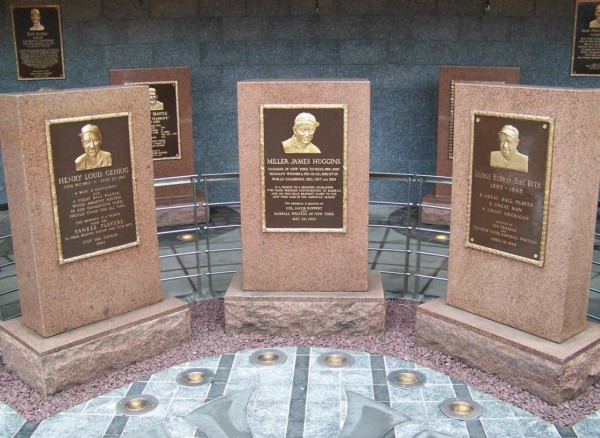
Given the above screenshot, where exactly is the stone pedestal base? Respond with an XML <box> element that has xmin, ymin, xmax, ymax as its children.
<box><xmin>421</xmin><ymin>190</ymin><xmax>451</xmax><ymax>226</ymax></box>
<box><xmin>415</xmin><ymin>297</ymin><xmax>600</xmax><ymax>405</ymax></box>
<box><xmin>0</xmin><ymin>296</ymin><xmax>191</xmax><ymax>397</ymax></box>
<box><xmin>225</xmin><ymin>270</ymin><xmax>385</xmax><ymax>336</ymax></box>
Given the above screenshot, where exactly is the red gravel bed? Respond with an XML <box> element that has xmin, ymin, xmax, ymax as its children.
<box><xmin>0</xmin><ymin>299</ymin><xmax>598</xmax><ymax>426</ymax></box>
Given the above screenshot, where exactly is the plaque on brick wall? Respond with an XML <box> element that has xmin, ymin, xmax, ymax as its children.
<box><xmin>11</xmin><ymin>5</ymin><xmax>65</xmax><ymax>80</ymax></box>
<box><xmin>572</xmin><ymin>0</ymin><xmax>600</xmax><ymax>75</ymax></box>
<box><xmin>466</xmin><ymin>112</ymin><xmax>554</xmax><ymax>267</ymax></box>
<box><xmin>46</xmin><ymin>114</ymin><xmax>140</xmax><ymax>263</ymax></box>
<box><xmin>261</xmin><ymin>105</ymin><xmax>347</xmax><ymax>232</ymax></box>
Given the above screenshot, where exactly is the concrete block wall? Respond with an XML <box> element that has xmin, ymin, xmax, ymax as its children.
<box><xmin>0</xmin><ymin>0</ymin><xmax>598</xmax><ymax>204</ymax></box>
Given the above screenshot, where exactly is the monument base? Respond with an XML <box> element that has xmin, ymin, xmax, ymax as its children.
<box><xmin>421</xmin><ymin>190</ymin><xmax>451</xmax><ymax>226</ymax></box>
<box><xmin>0</xmin><ymin>296</ymin><xmax>191</xmax><ymax>397</ymax></box>
<box><xmin>225</xmin><ymin>270</ymin><xmax>385</xmax><ymax>336</ymax></box>
<box><xmin>415</xmin><ymin>297</ymin><xmax>600</xmax><ymax>405</ymax></box>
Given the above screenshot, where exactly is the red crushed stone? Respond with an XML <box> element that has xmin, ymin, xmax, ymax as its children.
<box><xmin>0</xmin><ymin>299</ymin><xmax>598</xmax><ymax>426</ymax></box>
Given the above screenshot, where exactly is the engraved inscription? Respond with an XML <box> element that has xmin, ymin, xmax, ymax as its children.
<box><xmin>466</xmin><ymin>112</ymin><xmax>553</xmax><ymax>266</ymax></box>
<box><xmin>262</xmin><ymin>106</ymin><xmax>347</xmax><ymax>232</ymax></box>
<box><xmin>11</xmin><ymin>6</ymin><xmax>65</xmax><ymax>80</ymax></box>
<box><xmin>47</xmin><ymin>114</ymin><xmax>139</xmax><ymax>263</ymax></box>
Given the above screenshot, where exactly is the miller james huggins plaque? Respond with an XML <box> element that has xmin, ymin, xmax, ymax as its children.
<box><xmin>261</xmin><ymin>105</ymin><xmax>347</xmax><ymax>232</ymax></box>
<box><xmin>46</xmin><ymin>114</ymin><xmax>140</xmax><ymax>264</ymax></box>
<box><xmin>466</xmin><ymin>111</ymin><xmax>554</xmax><ymax>267</ymax></box>
<box><xmin>11</xmin><ymin>5</ymin><xmax>65</xmax><ymax>80</ymax></box>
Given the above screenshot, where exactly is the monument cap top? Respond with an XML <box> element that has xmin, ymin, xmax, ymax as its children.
<box><xmin>294</xmin><ymin>112</ymin><xmax>320</xmax><ymax>127</ymax></box>
<box><xmin>499</xmin><ymin>125</ymin><xmax>519</xmax><ymax>140</ymax></box>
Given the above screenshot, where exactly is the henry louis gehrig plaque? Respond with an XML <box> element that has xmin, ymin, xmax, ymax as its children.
<box><xmin>262</xmin><ymin>105</ymin><xmax>347</xmax><ymax>232</ymax></box>
<box><xmin>466</xmin><ymin>112</ymin><xmax>554</xmax><ymax>267</ymax></box>
<box><xmin>126</xmin><ymin>81</ymin><xmax>181</xmax><ymax>160</ymax></box>
<box><xmin>46</xmin><ymin>114</ymin><xmax>140</xmax><ymax>264</ymax></box>
<box><xmin>11</xmin><ymin>5</ymin><xmax>65</xmax><ymax>80</ymax></box>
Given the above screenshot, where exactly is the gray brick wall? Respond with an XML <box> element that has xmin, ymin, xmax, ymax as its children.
<box><xmin>0</xmin><ymin>0</ymin><xmax>598</xmax><ymax>204</ymax></box>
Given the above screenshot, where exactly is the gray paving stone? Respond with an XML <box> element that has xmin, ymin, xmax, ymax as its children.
<box><xmin>0</xmin><ymin>413</ymin><xmax>26</xmax><ymax>437</ymax></box>
<box><xmin>481</xmin><ymin>418</ymin><xmax>524</xmax><ymax>438</ymax></box>
<box><xmin>516</xmin><ymin>418</ymin><xmax>561</xmax><ymax>438</ymax></box>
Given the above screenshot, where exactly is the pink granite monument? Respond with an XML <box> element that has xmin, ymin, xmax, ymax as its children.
<box><xmin>225</xmin><ymin>79</ymin><xmax>385</xmax><ymax>335</ymax></box>
<box><xmin>415</xmin><ymin>83</ymin><xmax>600</xmax><ymax>404</ymax></box>
<box><xmin>110</xmin><ymin>67</ymin><xmax>206</xmax><ymax>226</ymax></box>
<box><xmin>422</xmin><ymin>66</ymin><xmax>520</xmax><ymax>225</ymax></box>
<box><xmin>0</xmin><ymin>86</ymin><xmax>191</xmax><ymax>396</ymax></box>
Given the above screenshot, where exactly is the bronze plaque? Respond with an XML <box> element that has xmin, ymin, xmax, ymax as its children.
<box><xmin>46</xmin><ymin>114</ymin><xmax>140</xmax><ymax>264</ymax></box>
<box><xmin>572</xmin><ymin>0</ymin><xmax>600</xmax><ymax>75</ymax></box>
<box><xmin>11</xmin><ymin>5</ymin><xmax>65</xmax><ymax>80</ymax></box>
<box><xmin>261</xmin><ymin>105</ymin><xmax>347</xmax><ymax>232</ymax></box>
<box><xmin>466</xmin><ymin>112</ymin><xmax>554</xmax><ymax>267</ymax></box>
<box><xmin>125</xmin><ymin>81</ymin><xmax>181</xmax><ymax>160</ymax></box>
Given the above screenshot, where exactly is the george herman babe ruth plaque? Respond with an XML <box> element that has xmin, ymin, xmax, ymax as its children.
<box><xmin>466</xmin><ymin>111</ymin><xmax>554</xmax><ymax>267</ymax></box>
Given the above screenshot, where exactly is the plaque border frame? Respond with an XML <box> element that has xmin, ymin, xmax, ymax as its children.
<box><xmin>45</xmin><ymin>112</ymin><xmax>141</xmax><ymax>264</ymax></box>
<box><xmin>125</xmin><ymin>80</ymin><xmax>182</xmax><ymax>161</ymax></box>
<box><xmin>465</xmin><ymin>110</ymin><xmax>554</xmax><ymax>267</ymax></box>
<box><xmin>571</xmin><ymin>0</ymin><xmax>600</xmax><ymax>77</ymax></box>
<box><xmin>11</xmin><ymin>4</ymin><xmax>66</xmax><ymax>81</ymax></box>
<box><xmin>260</xmin><ymin>104</ymin><xmax>348</xmax><ymax>233</ymax></box>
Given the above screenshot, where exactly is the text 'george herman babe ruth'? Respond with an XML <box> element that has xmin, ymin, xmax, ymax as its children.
<box><xmin>282</xmin><ymin>112</ymin><xmax>322</xmax><ymax>154</ymax></box>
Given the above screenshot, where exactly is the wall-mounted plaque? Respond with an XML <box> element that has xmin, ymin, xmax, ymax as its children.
<box><xmin>572</xmin><ymin>0</ymin><xmax>600</xmax><ymax>75</ymax></box>
<box><xmin>466</xmin><ymin>112</ymin><xmax>554</xmax><ymax>267</ymax></box>
<box><xmin>46</xmin><ymin>114</ymin><xmax>140</xmax><ymax>263</ymax></box>
<box><xmin>261</xmin><ymin>105</ymin><xmax>347</xmax><ymax>232</ymax></box>
<box><xmin>11</xmin><ymin>5</ymin><xmax>65</xmax><ymax>80</ymax></box>
<box><xmin>123</xmin><ymin>81</ymin><xmax>181</xmax><ymax>160</ymax></box>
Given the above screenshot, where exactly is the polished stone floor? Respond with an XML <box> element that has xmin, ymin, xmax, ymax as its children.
<box><xmin>2</xmin><ymin>346</ymin><xmax>600</xmax><ymax>438</ymax></box>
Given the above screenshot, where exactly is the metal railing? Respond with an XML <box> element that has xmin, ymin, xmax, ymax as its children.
<box><xmin>0</xmin><ymin>173</ymin><xmax>598</xmax><ymax>322</ymax></box>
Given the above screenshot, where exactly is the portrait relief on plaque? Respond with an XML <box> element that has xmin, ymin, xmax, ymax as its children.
<box><xmin>11</xmin><ymin>5</ymin><xmax>65</xmax><ymax>80</ymax></box>
<box><xmin>126</xmin><ymin>81</ymin><xmax>181</xmax><ymax>160</ymax></box>
<box><xmin>488</xmin><ymin>124</ymin><xmax>529</xmax><ymax>174</ymax></box>
<box><xmin>282</xmin><ymin>112</ymin><xmax>322</xmax><ymax>154</ymax></box>
<box><xmin>46</xmin><ymin>113</ymin><xmax>140</xmax><ymax>264</ymax></box>
<box><xmin>261</xmin><ymin>105</ymin><xmax>348</xmax><ymax>233</ymax></box>
<box><xmin>465</xmin><ymin>112</ymin><xmax>554</xmax><ymax>267</ymax></box>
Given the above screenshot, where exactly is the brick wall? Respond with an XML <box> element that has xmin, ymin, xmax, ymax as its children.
<box><xmin>0</xmin><ymin>0</ymin><xmax>597</xmax><ymax>204</ymax></box>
